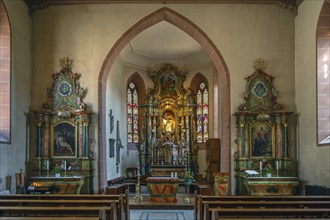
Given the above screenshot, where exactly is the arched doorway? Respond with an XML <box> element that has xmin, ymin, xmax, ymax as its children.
<box><xmin>98</xmin><ymin>7</ymin><xmax>230</xmax><ymax>192</ymax></box>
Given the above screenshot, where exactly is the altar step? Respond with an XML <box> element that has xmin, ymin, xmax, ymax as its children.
<box><xmin>129</xmin><ymin>194</ymin><xmax>194</xmax><ymax>210</ymax></box>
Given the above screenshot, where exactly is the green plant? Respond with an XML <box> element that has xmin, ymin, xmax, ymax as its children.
<box><xmin>52</xmin><ymin>165</ymin><xmax>61</xmax><ymax>174</ymax></box>
<box><xmin>183</xmin><ymin>171</ymin><xmax>195</xmax><ymax>183</ymax></box>
<box><xmin>263</xmin><ymin>163</ymin><xmax>273</xmax><ymax>173</ymax></box>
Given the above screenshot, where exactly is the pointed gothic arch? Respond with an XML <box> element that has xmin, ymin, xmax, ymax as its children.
<box><xmin>98</xmin><ymin>7</ymin><xmax>230</xmax><ymax>192</ymax></box>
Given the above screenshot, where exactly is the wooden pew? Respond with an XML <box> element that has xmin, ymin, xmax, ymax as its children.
<box><xmin>210</xmin><ymin>207</ymin><xmax>330</xmax><ymax>219</ymax></box>
<box><xmin>0</xmin><ymin>190</ymin><xmax>129</xmax><ymax>220</ymax></box>
<box><xmin>205</xmin><ymin>201</ymin><xmax>330</xmax><ymax>220</ymax></box>
<box><xmin>193</xmin><ymin>194</ymin><xmax>330</xmax><ymax>220</ymax></box>
<box><xmin>0</xmin><ymin>205</ymin><xmax>114</xmax><ymax>220</ymax></box>
<box><xmin>0</xmin><ymin>218</ymin><xmax>101</xmax><ymax>220</ymax></box>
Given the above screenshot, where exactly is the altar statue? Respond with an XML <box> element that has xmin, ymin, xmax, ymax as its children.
<box><xmin>163</xmin><ymin>117</ymin><xmax>173</xmax><ymax>133</ymax></box>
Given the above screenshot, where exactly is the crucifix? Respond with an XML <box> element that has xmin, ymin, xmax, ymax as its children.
<box><xmin>116</xmin><ymin>120</ymin><xmax>124</xmax><ymax>173</ymax></box>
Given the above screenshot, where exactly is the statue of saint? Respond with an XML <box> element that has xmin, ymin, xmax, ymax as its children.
<box><xmin>163</xmin><ymin>115</ymin><xmax>174</xmax><ymax>134</ymax></box>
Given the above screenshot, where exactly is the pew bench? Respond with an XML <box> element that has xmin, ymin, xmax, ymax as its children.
<box><xmin>0</xmin><ymin>217</ymin><xmax>101</xmax><ymax>220</ymax></box>
<box><xmin>106</xmin><ymin>176</ymin><xmax>129</xmax><ymax>195</ymax></box>
<box><xmin>194</xmin><ymin>194</ymin><xmax>330</xmax><ymax>220</ymax></box>
<box><xmin>211</xmin><ymin>208</ymin><xmax>330</xmax><ymax>219</ymax></box>
<box><xmin>0</xmin><ymin>191</ymin><xmax>129</xmax><ymax>220</ymax></box>
<box><xmin>204</xmin><ymin>201</ymin><xmax>330</xmax><ymax>220</ymax></box>
<box><xmin>0</xmin><ymin>206</ymin><xmax>114</xmax><ymax>220</ymax></box>
<box><xmin>106</xmin><ymin>184</ymin><xmax>127</xmax><ymax>195</ymax></box>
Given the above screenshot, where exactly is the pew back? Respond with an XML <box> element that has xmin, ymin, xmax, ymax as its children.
<box><xmin>194</xmin><ymin>194</ymin><xmax>330</xmax><ymax>220</ymax></box>
<box><xmin>0</xmin><ymin>205</ymin><xmax>114</xmax><ymax>220</ymax></box>
<box><xmin>0</xmin><ymin>191</ymin><xmax>129</xmax><ymax>220</ymax></box>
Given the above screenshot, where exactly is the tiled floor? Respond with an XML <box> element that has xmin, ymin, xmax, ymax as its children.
<box><xmin>129</xmin><ymin>194</ymin><xmax>194</xmax><ymax>220</ymax></box>
<box><xmin>130</xmin><ymin>210</ymin><xmax>194</xmax><ymax>220</ymax></box>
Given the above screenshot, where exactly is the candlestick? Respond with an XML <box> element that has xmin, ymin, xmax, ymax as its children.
<box><xmin>137</xmin><ymin>162</ymin><xmax>140</xmax><ymax>175</ymax></box>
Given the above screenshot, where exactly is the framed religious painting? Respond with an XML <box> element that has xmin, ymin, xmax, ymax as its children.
<box><xmin>51</xmin><ymin>121</ymin><xmax>77</xmax><ymax>158</ymax></box>
<box><xmin>249</xmin><ymin>121</ymin><xmax>275</xmax><ymax>158</ymax></box>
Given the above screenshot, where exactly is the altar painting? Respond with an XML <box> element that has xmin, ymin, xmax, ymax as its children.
<box><xmin>250</xmin><ymin>122</ymin><xmax>274</xmax><ymax>158</ymax></box>
<box><xmin>160</xmin><ymin>73</ymin><xmax>177</xmax><ymax>97</ymax></box>
<box><xmin>52</xmin><ymin>122</ymin><xmax>77</xmax><ymax>158</ymax></box>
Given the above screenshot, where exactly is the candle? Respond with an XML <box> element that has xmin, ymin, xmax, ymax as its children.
<box><xmin>260</xmin><ymin>161</ymin><xmax>262</xmax><ymax>171</ymax></box>
<box><xmin>137</xmin><ymin>162</ymin><xmax>140</xmax><ymax>174</ymax></box>
<box><xmin>46</xmin><ymin>161</ymin><xmax>49</xmax><ymax>171</ymax></box>
<box><xmin>276</xmin><ymin>160</ymin><xmax>279</xmax><ymax>171</ymax></box>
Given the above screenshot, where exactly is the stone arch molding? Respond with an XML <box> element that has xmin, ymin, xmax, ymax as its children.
<box><xmin>98</xmin><ymin>7</ymin><xmax>231</xmax><ymax>192</ymax></box>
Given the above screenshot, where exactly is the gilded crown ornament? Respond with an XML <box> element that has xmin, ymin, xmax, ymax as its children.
<box><xmin>254</xmin><ymin>58</ymin><xmax>266</xmax><ymax>71</ymax></box>
<box><xmin>59</xmin><ymin>57</ymin><xmax>73</xmax><ymax>71</ymax></box>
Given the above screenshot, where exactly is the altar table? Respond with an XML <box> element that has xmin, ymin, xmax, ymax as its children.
<box><xmin>28</xmin><ymin>176</ymin><xmax>85</xmax><ymax>194</ymax></box>
<box><xmin>244</xmin><ymin>176</ymin><xmax>299</xmax><ymax>195</ymax></box>
<box><xmin>146</xmin><ymin>177</ymin><xmax>180</xmax><ymax>202</ymax></box>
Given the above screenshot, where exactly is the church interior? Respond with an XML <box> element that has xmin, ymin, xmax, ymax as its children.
<box><xmin>0</xmin><ymin>0</ymin><xmax>329</xmax><ymax>219</ymax></box>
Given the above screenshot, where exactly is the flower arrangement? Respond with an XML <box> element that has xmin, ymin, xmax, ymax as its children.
<box><xmin>263</xmin><ymin>162</ymin><xmax>273</xmax><ymax>173</ymax></box>
<box><xmin>183</xmin><ymin>171</ymin><xmax>195</xmax><ymax>184</ymax></box>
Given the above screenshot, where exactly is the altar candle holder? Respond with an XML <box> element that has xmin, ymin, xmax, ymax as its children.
<box><xmin>133</xmin><ymin>174</ymin><xmax>143</xmax><ymax>203</ymax></box>
<box><xmin>46</xmin><ymin>161</ymin><xmax>49</xmax><ymax>177</ymax></box>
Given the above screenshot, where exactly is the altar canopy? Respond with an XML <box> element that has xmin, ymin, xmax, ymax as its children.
<box><xmin>139</xmin><ymin>64</ymin><xmax>198</xmax><ymax>176</ymax></box>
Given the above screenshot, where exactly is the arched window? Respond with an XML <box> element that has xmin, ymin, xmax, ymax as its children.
<box><xmin>196</xmin><ymin>82</ymin><xmax>209</xmax><ymax>143</ymax></box>
<box><xmin>0</xmin><ymin>0</ymin><xmax>11</xmax><ymax>144</ymax></box>
<box><xmin>316</xmin><ymin>1</ymin><xmax>330</xmax><ymax>145</ymax></box>
<box><xmin>127</xmin><ymin>82</ymin><xmax>139</xmax><ymax>143</ymax></box>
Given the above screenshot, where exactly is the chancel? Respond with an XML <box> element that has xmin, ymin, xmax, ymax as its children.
<box><xmin>0</xmin><ymin>0</ymin><xmax>329</xmax><ymax>219</ymax></box>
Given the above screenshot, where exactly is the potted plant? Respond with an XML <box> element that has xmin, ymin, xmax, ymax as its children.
<box><xmin>52</xmin><ymin>165</ymin><xmax>61</xmax><ymax>177</ymax></box>
<box><xmin>183</xmin><ymin>171</ymin><xmax>195</xmax><ymax>185</ymax></box>
<box><xmin>183</xmin><ymin>171</ymin><xmax>195</xmax><ymax>203</ymax></box>
<box><xmin>263</xmin><ymin>162</ymin><xmax>273</xmax><ymax>177</ymax></box>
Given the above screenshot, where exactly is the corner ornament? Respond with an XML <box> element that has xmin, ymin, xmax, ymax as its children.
<box><xmin>254</xmin><ymin>58</ymin><xmax>266</xmax><ymax>71</ymax></box>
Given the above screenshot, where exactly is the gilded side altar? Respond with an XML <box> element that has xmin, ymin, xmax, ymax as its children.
<box><xmin>234</xmin><ymin>59</ymin><xmax>298</xmax><ymax>195</ymax></box>
<box><xmin>29</xmin><ymin>176</ymin><xmax>85</xmax><ymax>194</ymax></box>
<box><xmin>243</xmin><ymin>176</ymin><xmax>298</xmax><ymax>195</ymax></box>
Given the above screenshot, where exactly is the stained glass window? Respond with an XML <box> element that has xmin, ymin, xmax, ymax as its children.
<box><xmin>197</xmin><ymin>82</ymin><xmax>208</xmax><ymax>143</ymax></box>
<box><xmin>127</xmin><ymin>82</ymin><xmax>139</xmax><ymax>143</ymax></box>
<box><xmin>0</xmin><ymin>0</ymin><xmax>11</xmax><ymax>144</ymax></box>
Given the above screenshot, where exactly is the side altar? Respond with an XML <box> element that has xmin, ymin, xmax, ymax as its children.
<box><xmin>28</xmin><ymin>176</ymin><xmax>85</xmax><ymax>194</ymax></box>
<box><xmin>234</xmin><ymin>59</ymin><xmax>298</xmax><ymax>195</ymax></box>
<box><xmin>242</xmin><ymin>176</ymin><xmax>298</xmax><ymax>196</ymax></box>
<box><xmin>29</xmin><ymin>58</ymin><xmax>94</xmax><ymax>194</ymax></box>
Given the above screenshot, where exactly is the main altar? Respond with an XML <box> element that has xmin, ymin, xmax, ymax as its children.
<box><xmin>234</xmin><ymin>59</ymin><xmax>298</xmax><ymax>195</ymax></box>
<box><xmin>139</xmin><ymin>64</ymin><xmax>198</xmax><ymax>177</ymax></box>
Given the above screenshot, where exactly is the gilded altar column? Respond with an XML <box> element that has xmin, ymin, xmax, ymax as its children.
<box><xmin>274</xmin><ymin>114</ymin><xmax>283</xmax><ymax>159</ymax></box>
<box><xmin>282</xmin><ymin>114</ymin><xmax>289</xmax><ymax>158</ymax></box>
<box><xmin>83</xmin><ymin>118</ymin><xmax>89</xmax><ymax>157</ymax></box>
<box><xmin>238</xmin><ymin>115</ymin><xmax>246</xmax><ymax>158</ymax></box>
<box><xmin>35</xmin><ymin>113</ymin><xmax>43</xmax><ymax>158</ymax></box>
<box><xmin>43</xmin><ymin>115</ymin><xmax>50</xmax><ymax>158</ymax></box>
<box><xmin>78</xmin><ymin>116</ymin><xmax>84</xmax><ymax>158</ymax></box>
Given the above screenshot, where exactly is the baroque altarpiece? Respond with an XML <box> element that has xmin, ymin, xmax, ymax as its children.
<box><xmin>234</xmin><ymin>59</ymin><xmax>298</xmax><ymax>195</ymax></box>
<box><xmin>29</xmin><ymin>58</ymin><xmax>94</xmax><ymax>194</ymax></box>
<box><xmin>139</xmin><ymin>64</ymin><xmax>198</xmax><ymax>177</ymax></box>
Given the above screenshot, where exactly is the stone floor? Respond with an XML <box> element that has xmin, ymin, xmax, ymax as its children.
<box><xmin>129</xmin><ymin>193</ymin><xmax>194</xmax><ymax>220</ymax></box>
<box><xmin>130</xmin><ymin>209</ymin><xmax>194</xmax><ymax>220</ymax></box>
